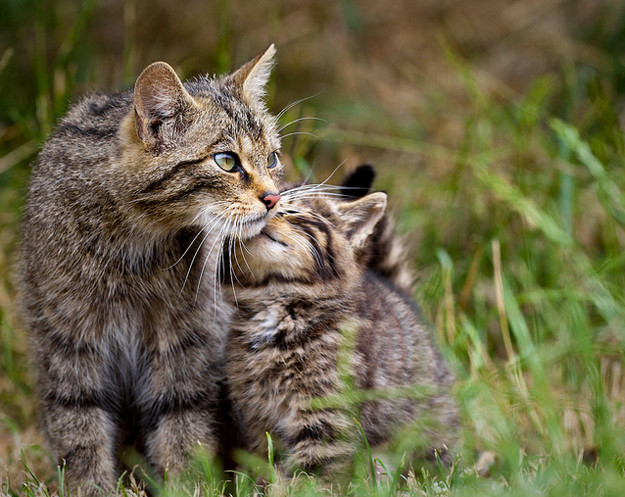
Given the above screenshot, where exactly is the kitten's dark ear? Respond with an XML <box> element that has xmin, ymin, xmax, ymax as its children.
<box><xmin>232</xmin><ymin>44</ymin><xmax>276</xmax><ymax>105</ymax></box>
<box><xmin>336</xmin><ymin>192</ymin><xmax>387</xmax><ymax>251</ymax></box>
<box><xmin>341</xmin><ymin>164</ymin><xmax>376</xmax><ymax>199</ymax></box>
<box><xmin>134</xmin><ymin>62</ymin><xmax>197</xmax><ymax>152</ymax></box>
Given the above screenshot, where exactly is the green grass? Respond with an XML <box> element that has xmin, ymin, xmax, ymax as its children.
<box><xmin>3</xmin><ymin>0</ymin><xmax>625</xmax><ymax>495</ymax></box>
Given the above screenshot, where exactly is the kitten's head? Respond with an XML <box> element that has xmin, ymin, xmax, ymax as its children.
<box><xmin>228</xmin><ymin>190</ymin><xmax>387</xmax><ymax>289</ymax></box>
<box><xmin>118</xmin><ymin>45</ymin><xmax>283</xmax><ymax>240</ymax></box>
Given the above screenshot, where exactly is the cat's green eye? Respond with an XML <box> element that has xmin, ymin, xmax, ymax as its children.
<box><xmin>268</xmin><ymin>151</ymin><xmax>279</xmax><ymax>169</ymax></box>
<box><xmin>214</xmin><ymin>152</ymin><xmax>238</xmax><ymax>172</ymax></box>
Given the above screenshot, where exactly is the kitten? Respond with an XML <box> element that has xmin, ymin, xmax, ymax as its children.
<box><xmin>224</xmin><ymin>189</ymin><xmax>458</xmax><ymax>476</ymax></box>
<box><xmin>19</xmin><ymin>45</ymin><xmax>283</xmax><ymax>494</ymax></box>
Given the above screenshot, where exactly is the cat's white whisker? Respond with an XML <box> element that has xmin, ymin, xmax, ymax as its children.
<box><xmin>230</xmin><ymin>219</ymin><xmax>246</xmax><ymax>283</ymax></box>
<box><xmin>166</xmin><ymin>225</ymin><xmax>207</xmax><ymax>271</ymax></box>
<box><xmin>277</xmin><ymin>116</ymin><xmax>327</xmax><ymax>133</ymax></box>
<box><xmin>184</xmin><ymin>206</ymin><xmax>231</xmax><ymax>296</ymax></box>
<box><xmin>166</xmin><ymin>202</ymin><xmax>234</xmax><ymax>272</ymax></box>
<box><xmin>318</xmin><ymin>160</ymin><xmax>348</xmax><ymax>187</ymax></box>
<box><xmin>237</xmin><ymin>236</ymin><xmax>255</xmax><ymax>277</ymax></box>
<box><xmin>274</xmin><ymin>93</ymin><xmax>320</xmax><ymax>122</ymax></box>
<box><xmin>196</xmin><ymin>216</ymin><xmax>232</xmax><ymax>305</ymax></box>
<box><xmin>180</xmin><ymin>228</ymin><xmax>214</xmax><ymax>295</ymax></box>
<box><xmin>278</xmin><ymin>131</ymin><xmax>320</xmax><ymax>141</ymax></box>
<box><xmin>227</xmin><ymin>233</ymin><xmax>240</xmax><ymax>308</ymax></box>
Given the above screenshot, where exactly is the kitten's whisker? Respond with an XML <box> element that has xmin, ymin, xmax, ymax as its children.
<box><xmin>285</xmin><ymin>227</ymin><xmax>324</xmax><ymax>272</ymax></box>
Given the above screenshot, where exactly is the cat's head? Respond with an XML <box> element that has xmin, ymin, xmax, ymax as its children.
<box><xmin>228</xmin><ymin>190</ymin><xmax>387</xmax><ymax>289</ymax></box>
<box><xmin>118</xmin><ymin>45</ymin><xmax>283</xmax><ymax>240</ymax></box>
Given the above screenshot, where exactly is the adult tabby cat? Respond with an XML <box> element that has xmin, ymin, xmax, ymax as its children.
<box><xmin>19</xmin><ymin>45</ymin><xmax>282</xmax><ymax>494</ymax></box>
<box><xmin>224</xmin><ymin>189</ymin><xmax>458</xmax><ymax>476</ymax></box>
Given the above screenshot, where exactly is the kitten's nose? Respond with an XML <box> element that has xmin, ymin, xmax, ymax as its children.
<box><xmin>261</xmin><ymin>192</ymin><xmax>281</xmax><ymax>210</ymax></box>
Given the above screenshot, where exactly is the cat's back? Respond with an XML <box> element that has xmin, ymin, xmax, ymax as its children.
<box><xmin>19</xmin><ymin>89</ymin><xmax>146</xmax><ymax>326</ymax></box>
<box><xmin>24</xmin><ymin>91</ymin><xmax>132</xmax><ymax>243</ymax></box>
<box><xmin>30</xmin><ymin>91</ymin><xmax>131</xmax><ymax>201</ymax></box>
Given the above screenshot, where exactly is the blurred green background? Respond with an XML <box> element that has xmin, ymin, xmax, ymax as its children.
<box><xmin>3</xmin><ymin>0</ymin><xmax>625</xmax><ymax>495</ymax></box>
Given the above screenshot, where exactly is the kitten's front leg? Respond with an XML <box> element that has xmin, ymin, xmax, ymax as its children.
<box><xmin>283</xmin><ymin>407</ymin><xmax>354</xmax><ymax>477</ymax></box>
<box><xmin>37</xmin><ymin>331</ymin><xmax>118</xmax><ymax>496</ymax></box>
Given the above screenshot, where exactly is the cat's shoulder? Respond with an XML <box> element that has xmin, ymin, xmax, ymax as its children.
<box><xmin>50</xmin><ymin>90</ymin><xmax>132</xmax><ymax>142</ymax></box>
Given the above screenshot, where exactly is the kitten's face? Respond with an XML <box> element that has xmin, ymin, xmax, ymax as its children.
<box><xmin>119</xmin><ymin>46</ymin><xmax>284</xmax><ymax>240</ymax></box>
<box><xmin>230</xmin><ymin>191</ymin><xmax>387</xmax><ymax>286</ymax></box>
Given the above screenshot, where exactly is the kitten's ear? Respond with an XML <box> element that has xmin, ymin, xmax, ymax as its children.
<box><xmin>336</xmin><ymin>192</ymin><xmax>387</xmax><ymax>251</ymax></box>
<box><xmin>134</xmin><ymin>61</ymin><xmax>196</xmax><ymax>152</ymax></box>
<box><xmin>341</xmin><ymin>164</ymin><xmax>376</xmax><ymax>199</ymax></box>
<box><xmin>232</xmin><ymin>44</ymin><xmax>276</xmax><ymax>104</ymax></box>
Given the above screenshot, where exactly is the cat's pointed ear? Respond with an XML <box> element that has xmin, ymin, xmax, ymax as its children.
<box><xmin>336</xmin><ymin>192</ymin><xmax>387</xmax><ymax>251</ymax></box>
<box><xmin>134</xmin><ymin>61</ymin><xmax>196</xmax><ymax>152</ymax></box>
<box><xmin>232</xmin><ymin>44</ymin><xmax>276</xmax><ymax>104</ymax></box>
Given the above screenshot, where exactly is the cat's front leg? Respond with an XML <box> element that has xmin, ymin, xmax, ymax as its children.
<box><xmin>143</xmin><ymin>405</ymin><xmax>218</xmax><ymax>476</ymax></box>
<box><xmin>36</xmin><ymin>331</ymin><xmax>118</xmax><ymax>496</ymax></box>
<box><xmin>43</xmin><ymin>403</ymin><xmax>118</xmax><ymax>496</ymax></box>
<box><xmin>142</xmin><ymin>331</ymin><xmax>221</xmax><ymax>478</ymax></box>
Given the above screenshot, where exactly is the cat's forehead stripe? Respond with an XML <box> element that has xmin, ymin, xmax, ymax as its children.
<box><xmin>206</xmin><ymin>86</ymin><xmax>267</xmax><ymax>142</ymax></box>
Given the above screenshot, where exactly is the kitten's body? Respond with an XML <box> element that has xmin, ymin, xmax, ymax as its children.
<box><xmin>20</xmin><ymin>47</ymin><xmax>283</xmax><ymax>493</ymax></box>
<box><xmin>225</xmin><ymin>192</ymin><xmax>458</xmax><ymax>475</ymax></box>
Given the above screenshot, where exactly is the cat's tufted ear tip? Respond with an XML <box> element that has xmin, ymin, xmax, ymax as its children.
<box><xmin>232</xmin><ymin>44</ymin><xmax>277</xmax><ymax>104</ymax></box>
<box><xmin>264</xmin><ymin>43</ymin><xmax>277</xmax><ymax>60</ymax></box>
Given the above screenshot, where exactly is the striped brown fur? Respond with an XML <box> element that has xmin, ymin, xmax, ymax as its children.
<box><xmin>224</xmin><ymin>190</ymin><xmax>458</xmax><ymax>477</ymax></box>
<box><xmin>19</xmin><ymin>45</ymin><xmax>285</xmax><ymax>495</ymax></box>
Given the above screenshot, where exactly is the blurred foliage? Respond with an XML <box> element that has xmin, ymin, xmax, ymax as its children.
<box><xmin>3</xmin><ymin>0</ymin><xmax>625</xmax><ymax>495</ymax></box>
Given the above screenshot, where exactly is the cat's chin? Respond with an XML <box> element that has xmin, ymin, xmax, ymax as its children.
<box><xmin>238</xmin><ymin>211</ymin><xmax>278</xmax><ymax>240</ymax></box>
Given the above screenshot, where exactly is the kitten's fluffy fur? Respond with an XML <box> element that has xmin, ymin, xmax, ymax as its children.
<box><xmin>19</xmin><ymin>46</ymin><xmax>283</xmax><ymax>494</ymax></box>
<box><xmin>225</xmin><ymin>189</ymin><xmax>458</xmax><ymax>475</ymax></box>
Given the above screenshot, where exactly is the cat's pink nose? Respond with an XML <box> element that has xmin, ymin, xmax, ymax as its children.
<box><xmin>261</xmin><ymin>193</ymin><xmax>281</xmax><ymax>210</ymax></box>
